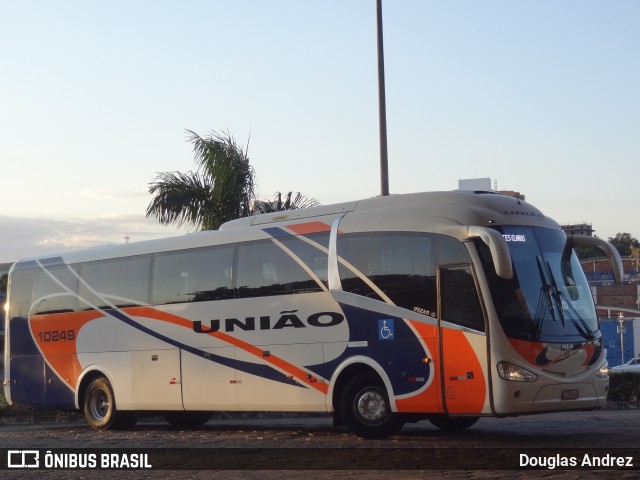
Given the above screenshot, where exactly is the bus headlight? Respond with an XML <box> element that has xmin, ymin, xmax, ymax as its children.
<box><xmin>595</xmin><ymin>364</ymin><xmax>609</xmax><ymax>379</ymax></box>
<box><xmin>497</xmin><ymin>361</ymin><xmax>538</xmax><ymax>382</ymax></box>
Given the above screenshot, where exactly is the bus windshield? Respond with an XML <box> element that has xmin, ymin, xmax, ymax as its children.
<box><xmin>480</xmin><ymin>226</ymin><xmax>598</xmax><ymax>343</ymax></box>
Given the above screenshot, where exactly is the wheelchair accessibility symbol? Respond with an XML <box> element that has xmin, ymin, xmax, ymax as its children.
<box><xmin>378</xmin><ymin>319</ymin><xmax>394</xmax><ymax>340</ymax></box>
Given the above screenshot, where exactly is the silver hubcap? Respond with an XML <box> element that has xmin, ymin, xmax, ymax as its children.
<box><xmin>356</xmin><ymin>389</ymin><xmax>388</xmax><ymax>423</ymax></box>
<box><xmin>90</xmin><ymin>390</ymin><xmax>109</xmax><ymax>420</ymax></box>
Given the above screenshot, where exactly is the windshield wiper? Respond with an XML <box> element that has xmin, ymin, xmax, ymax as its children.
<box><xmin>542</xmin><ymin>259</ymin><xmax>566</xmax><ymax>328</ymax></box>
<box><xmin>533</xmin><ymin>256</ymin><xmax>595</xmax><ymax>341</ymax></box>
<box><xmin>543</xmin><ymin>259</ymin><xmax>595</xmax><ymax>341</ymax></box>
<box><xmin>560</xmin><ymin>292</ymin><xmax>595</xmax><ymax>340</ymax></box>
<box><xmin>533</xmin><ymin>256</ymin><xmax>556</xmax><ymax>339</ymax></box>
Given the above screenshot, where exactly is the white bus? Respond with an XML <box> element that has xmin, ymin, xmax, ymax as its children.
<box><xmin>3</xmin><ymin>191</ymin><xmax>622</xmax><ymax>437</ymax></box>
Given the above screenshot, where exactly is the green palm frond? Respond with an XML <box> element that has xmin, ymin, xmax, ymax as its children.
<box><xmin>252</xmin><ymin>192</ymin><xmax>320</xmax><ymax>214</ymax></box>
<box><xmin>146</xmin><ymin>171</ymin><xmax>217</xmax><ymax>230</ymax></box>
<box><xmin>147</xmin><ymin>130</ymin><xmax>256</xmax><ymax>231</ymax></box>
<box><xmin>187</xmin><ymin>130</ymin><xmax>256</xmax><ymax>223</ymax></box>
<box><xmin>147</xmin><ymin>129</ymin><xmax>319</xmax><ymax>231</ymax></box>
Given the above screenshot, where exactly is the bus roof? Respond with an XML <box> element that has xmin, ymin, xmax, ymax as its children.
<box><xmin>221</xmin><ymin>190</ymin><xmax>553</xmax><ymax>230</ymax></box>
<box><xmin>13</xmin><ymin>190</ymin><xmax>557</xmax><ymax>269</ymax></box>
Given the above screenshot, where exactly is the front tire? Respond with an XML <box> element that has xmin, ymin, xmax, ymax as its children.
<box><xmin>338</xmin><ymin>372</ymin><xmax>404</xmax><ymax>438</ymax></box>
<box><xmin>83</xmin><ymin>376</ymin><xmax>136</xmax><ymax>430</ymax></box>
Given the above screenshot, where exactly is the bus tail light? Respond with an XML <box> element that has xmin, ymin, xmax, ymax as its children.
<box><xmin>497</xmin><ymin>361</ymin><xmax>538</xmax><ymax>382</ymax></box>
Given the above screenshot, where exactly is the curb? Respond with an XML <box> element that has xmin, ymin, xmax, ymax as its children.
<box><xmin>1</xmin><ymin>404</ymin><xmax>637</xmax><ymax>427</ymax></box>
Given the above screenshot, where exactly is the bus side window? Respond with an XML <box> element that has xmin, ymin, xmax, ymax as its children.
<box><xmin>236</xmin><ymin>239</ymin><xmax>324</xmax><ymax>298</ymax></box>
<box><xmin>338</xmin><ymin>232</ymin><xmax>437</xmax><ymax>315</ymax></box>
<box><xmin>0</xmin><ymin>272</ymin><xmax>7</xmax><ymax>293</ymax></box>
<box><xmin>277</xmin><ymin>232</ymin><xmax>329</xmax><ymax>288</ymax></box>
<box><xmin>440</xmin><ymin>266</ymin><xmax>485</xmax><ymax>332</ymax></box>
<box><xmin>6</xmin><ymin>268</ymin><xmax>36</xmax><ymax>318</ymax></box>
<box><xmin>32</xmin><ymin>266</ymin><xmax>79</xmax><ymax>315</ymax></box>
<box><xmin>437</xmin><ymin>236</ymin><xmax>472</xmax><ymax>264</ymax></box>
<box><xmin>78</xmin><ymin>256</ymin><xmax>152</xmax><ymax>309</ymax></box>
<box><xmin>152</xmin><ymin>246</ymin><xmax>234</xmax><ymax>304</ymax></box>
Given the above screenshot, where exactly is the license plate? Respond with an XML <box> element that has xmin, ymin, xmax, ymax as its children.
<box><xmin>561</xmin><ymin>389</ymin><xmax>579</xmax><ymax>400</ymax></box>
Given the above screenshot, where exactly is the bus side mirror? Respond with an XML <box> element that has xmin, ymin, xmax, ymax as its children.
<box><xmin>468</xmin><ymin>227</ymin><xmax>514</xmax><ymax>280</ymax></box>
<box><xmin>437</xmin><ymin>225</ymin><xmax>513</xmax><ymax>280</ymax></box>
<box><xmin>568</xmin><ymin>235</ymin><xmax>624</xmax><ymax>284</ymax></box>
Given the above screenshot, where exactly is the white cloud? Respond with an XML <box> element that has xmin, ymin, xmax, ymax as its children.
<box><xmin>0</xmin><ymin>214</ymin><xmax>182</xmax><ymax>262</ymax></box>
<box><xmin>36</xmin><ymin>234</ymin><xmax>104</xmax><ymax>249</ymax></box>
<box><xmin>79</xmin><ymin>188</ymin><xmax>149</xmax><ymax>200</ymax></box>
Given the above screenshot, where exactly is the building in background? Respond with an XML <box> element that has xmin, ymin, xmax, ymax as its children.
<box><xmin>457</xmin><ymin>177</ymin><xmax>525</xmax><ymax>200</ymax></box>
<box><xmin>458</xmin><ymin>177</ymin><xmax>493</xmax><ymax>191</ymax></box>
<box><xmin>561</xmin><ymin>223</ymin><xmax>595</xmax><ymax>237</ymax></box>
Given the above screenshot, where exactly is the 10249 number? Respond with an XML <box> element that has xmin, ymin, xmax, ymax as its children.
<box><xmin>37</xmin><ymin>330</ymin><xmax>76</xmax><ymax>342</ymax></box>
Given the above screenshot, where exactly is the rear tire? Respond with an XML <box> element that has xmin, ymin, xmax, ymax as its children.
<box><xmin>83</xmin><ymin>376</ymin><xmax>137</xmax><ymax>430</ymax></box>
<box><xmin>338</xmin><ymin>371</ymin><xmax>404</xmax><ymax>438</ymax></box>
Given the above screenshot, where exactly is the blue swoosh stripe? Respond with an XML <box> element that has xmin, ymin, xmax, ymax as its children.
<box><xmin>106</xmin><ymin>308</ymin><xmax>303</xmax><ymax>388</ymax></box>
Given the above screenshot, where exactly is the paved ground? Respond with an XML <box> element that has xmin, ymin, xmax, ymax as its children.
<box><xmin>1</xmin><ymin>409</ymin><xmax>639</xmax><ymax>479</ymax></box>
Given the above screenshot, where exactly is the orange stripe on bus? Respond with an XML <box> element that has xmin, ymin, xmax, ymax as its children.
<box><xmin>29</xmin><ymin>310</ymin><xmax>105</xmax><ymax>389</ymax></box>
<box><xmin>581</xmin><ymin>343</ymin><xmax>595</xmax><ymax>366</ymax></box>
<box><xmin>508</xmin><ymin>338</ymin><xmax>546</xmax><ymax>365</ymax></box>
<box><xmin>125</xmin><ymin>306</ymin><xmax>329</xmax><ymax>395</ymax></box>
<box><xmin>286</xmin><ymin>221</ymin><xmax>331</xmax><ymax>235</ymax></box>
<box><xmin>441</xmin><ymin>328</ymin><xmax>486</xmax><ymax>414</ymax></box>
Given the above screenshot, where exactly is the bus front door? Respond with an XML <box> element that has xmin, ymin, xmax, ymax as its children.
<box><xmin>438</xmin><ymin>265</ymin><xmax>489</xmax><ymax>415</ymax></box>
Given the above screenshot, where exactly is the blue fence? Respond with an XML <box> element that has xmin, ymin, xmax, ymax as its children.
<box><xmin>601</xmin><ymin>319</ymin><xmax>635</xmax><ymax>367</ymax></box>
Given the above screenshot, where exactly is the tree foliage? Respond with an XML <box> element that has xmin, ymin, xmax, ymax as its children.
<box><xmin>146</xmin><ymin>130</ymin><xmax>318</xmax><ymax>231</ymax></box>
<box><xmin>574</xmin><ymin>244</ymin><xmax>602</xmax><ymax>260</ymax></box>
<box><xmin>147</xmin><ymin>130</ymin><xmax>255</xmax><ymax>230</ymax></box>
<box><xmin>252</xmin><ymin>191</ymin><xmax>320</xmax><ymax>214</ymax></box>
<box><xmin>608</xmin><ymin>233</ymin><xmax>640</xmax><ymax>257</ymax></box>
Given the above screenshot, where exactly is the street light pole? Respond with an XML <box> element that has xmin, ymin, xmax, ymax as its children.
<box><xmin>618</xmin><ymin>312</ymin><xmax>625</xmax><ymax>365</ymax></box>
<box><xmin>376</xmin><ymin>0</ymin><xmax>389</xmax><ymax>196</ymax></box>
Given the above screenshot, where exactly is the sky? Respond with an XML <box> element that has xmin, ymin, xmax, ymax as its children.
<box><xmin>1</xmin><ymin>0</ymin><xmax>638</xmax><ymax>262</ymax></box>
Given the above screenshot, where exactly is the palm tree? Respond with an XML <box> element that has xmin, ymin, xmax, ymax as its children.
<box><xmin>146</xmin><ymin>130</ymin><xmax>254</xmax><ymax>231</ymax></box>
<box><xmin>252</xmin><ymin>191</ymin><xmax>320</xmax><ymax>214</ymax></box>
<box><xmin>146</xmin><ymin>130</ymin><xmax>318</xmax><ymax>230</ymax></box>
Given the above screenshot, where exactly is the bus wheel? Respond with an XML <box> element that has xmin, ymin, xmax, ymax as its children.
<box><xmin>428</xmin><ymin>415</ymin><xmax>479</xmax><ymax>431</ymax></box>
<box><xmin>84</xmin><ymin>376</ymin><xmax>136</xmax><ymax>430</ymax></box>
<box><xmin>164</xmin><ymin>412</ymin><xmax>212</xmax><ymax>428</ymax></box>
<box><xmin>338</xmin><ymin>372</ymin><xmax>404</xmax><ymax>438</ymax></box>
